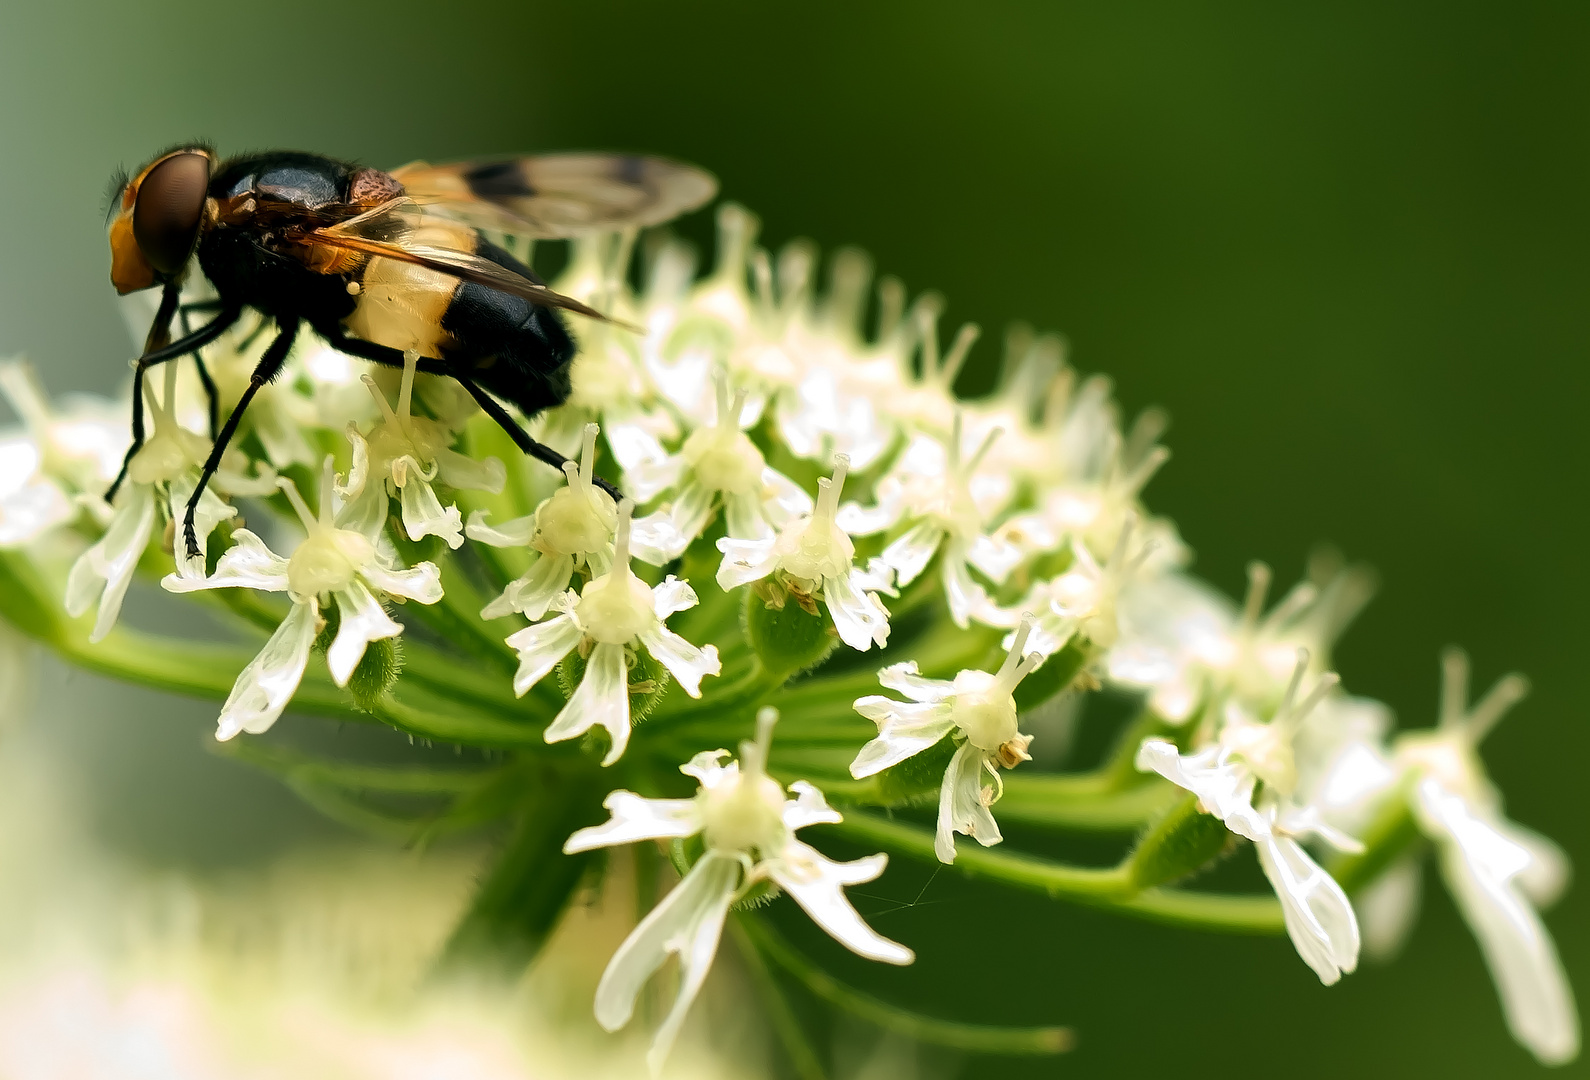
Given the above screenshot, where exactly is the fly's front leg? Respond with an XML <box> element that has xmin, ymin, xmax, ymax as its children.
<box><xmin>181</xmin><ymin>317</ymin><xmax>298</xmax><ymax>560</ymax></box>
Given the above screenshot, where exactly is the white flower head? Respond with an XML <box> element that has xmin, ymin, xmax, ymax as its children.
<box><xmin>339</xmin><ymin>350</ymin><xmax>505</xmax><ymax>548</ymax></box>
<box><xmin>565</xmin><ymin>707</ymin><xmax>913</xmax><ymax>1073</ymax></box>
<box><xmin>468</xmin><ymin>422</ymin><xmax>618</xmax><ymax>620</ymax></box>
<box><xmin>1137</xmin><ymin>649</ymin><xmax>1363</xmax><ymax>985</ymax></box>
<box><xmin>716</xmin><ymin>454</ymin><xmax>893</xmax><ymax>651</ymax></box>
<box><xmin>163</xmin><ymin>456</ymin><xmax>443</xmax><ymax>739</ymax></box>
<box><xmin>852</xmin><ymin>615</ymin><xmax>1045</xmax><ymax>863</ymax></box>
<box><xmin>628</xmin><ymin>370</ymin><xmax>812</xmax><ymax>563</ymax></box>
<box><xmin>507</xmin><ymin>499</ymin><xmax>721</xmax><ymax>765</ymax></box>
<box><xmin>1393</xmin><ymin>649</ymin><xmax>1578</xmax><ymax>1065</ymax></box>
<box><xmin>65</xmin><ymin>363</ymin><xmax>236</xmax><ymax>639</ymax></box>
<box><xmin>0</xmin><ymin>358</ymin><xmax>128</xmax><ymax>496</ymax></box>
<box><xmin>1006</xmin><ymin>513</ymin><xmax>1154</xmax><ymax>657</ymax></box>
<box><xmin>840</xmin><ymin>411</ymin><xmax>1020</xmax><ymax>629</ymax></box>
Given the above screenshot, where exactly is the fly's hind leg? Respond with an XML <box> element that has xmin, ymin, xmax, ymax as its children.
<box><xmin>454</xmin><ymin>376</ymin><xmax>624</xmax><ymax>502</ymax></box>
<box><xmin>315</xmin><ymin>325</ymin><xmax>624</xmax><ymax>502</ymax></box>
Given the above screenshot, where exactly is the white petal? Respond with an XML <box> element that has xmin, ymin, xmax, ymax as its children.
<box><xmin>1255</xmin><ymin>833</ymin><xmax>1361</xmax><ymax>985</ymax></box>
<box><xmin>215</xmin><ymin>599</ymin><xmax>318</xmax><ymax>740</ymax></box>
<box><xmin>824</xmin><ymin>569</ymin><xmax>890</xmax><ymax>652</ymax></box>
<box><xmin>849</xmin><ymin>699</ymin><xmax>956</xmax><ymax>778</ymax></box>
<box><xmin>623</xmin><ymin>450</ymin><xmax>685</xmax><ymax>504</ymax></box>
<box><xmin>564</xmin><ymin>790</ymin><xmax>703</xmax><ymax>852</ymax></box>
<box><xmin>639</xmin><ymin>625</ymin><xmax>721</xmax><ymax>698</ymax></box>
<box><xmin>759</xmin><ymin>466</ymin><xmax>813</xmax><ymax>527</ymax></box>
<box><xmin>879</xmin><ymin>520</ymin><xmax>944</xmax><ymax>587</ymax></box>
<box><xmin>651</xmin><ymin>575</ymin><xmax>700</xmax><ymax>619</ymax></box>
<box><xmin>782</xmin><ymin>781</ymin><xmax>843</xmax><ymax>831</ymax></box>
<box><xmin>360</xmin><ymin>558</ymin><xmax>444</xmax><ymax>605</ymax></box>
<box><xmin>667</xmin><ymin>479</ymin><xmax>718</xmax><ymax>544</ymax></box>
<box><xmin>483</xmin><ymin>552</ymin><xmax>571</xmax><ymax>620</ymax></box>
<box><xmin>326</xmin><ymin>582</ymin><xmax>403</xmax><ymax>686</ymax></box>
<box><xmin>942</xmin><ymin>551</ymin><xmax>995</xmax><ymax>630</ymax></box>
<box><xmin>936</xmin><ymin>741</ymin><xmax>1002</xmax><ymax>864</ymax></box>
<box><xmin>967</xmin><ymin>531</ymin><xmax>1024</xmax><ymax>585</ymax></box>
<box><xmin>545</xmin><ymin>640</ymin><xmax>632</xmax><ymax>765</ymax></box>
<box><xmin>167</xmin><ymin>472</ymin><xmax>238</xmax><ymax>579</ymax></box>
<box><xmin>876</xmin><ymin>661</ymin><xmax>956</xmax><ymax>703</ymax></box>
<box><xmin>506</xmin><ymin>612</ymin><xmax>582</xmax><ymax>696</ymax></box>
<box><xmin>1420</xmin><ymin>781</ymin><xmax>1579</xmax><ymax>1064</ymax></box>
<box><xmin>1358</xmin><ymin>855</ymin><xmax>1423</xmax><ymax>963</ymax></box>
<box><xmin>715</xmin><ymin>535</ymin><xmax>779</xmax><ymax>590</ymax></box>
<box><xmin>1498</xmin><ymin>819</ymin><xmax>1571</xmax><ymax>909</ymax></box>
<box><xmin>722</xmin><ymin>491</ymin><xmax>770</xmax><ymax>543</ymax></box>
<box><xmin>834</xmin><ymin>498</ymin><xmax>900</xmax><ymax>537</ymax></box>
<box><xmin>337</xmin><ymin>426</ymin><xmax>372</xmax><ymax>500</ymax></box>
<box><xmin>681</xmin><ymin>749</ymin><xmax>732</xmax><ymax>787</ymax></box>
<box><xmin>397</xmin><ymin>473</ymin><xmax>464</xmax><ymax>549</ymax></box>
<box><xmin>594</xmin><ymin>852</ymin><xmax>740</xmax><ymax>1074</ymax></box>
<box><xmin>629</xmin><ymin>509</ymin><xmax>690</xmax><ymax>565</ymax></box>
<box><xmin>0</xmin><ymin>476</ymin><xmax>71</xmax><ymax>547</ymax></box>
<box><xmin>161</xmin><ymin>529</ymin><xmax>290</xmax><ymax>594</ymax></box>
<box><xmin>65</xmin><ymin>482</ymin><xmax>157</xmax><ymax>644</ymax></box>
<box><xmin>332</xmin><ymin>479</ymin><xmax>388</xmax><ymax>540</ymax></box>
<box><xmin>1135</xmin><ymin>739</ymin><xmax>1268</xmax><ymax>842</ymax></box>
<box><xmin>767</xmin><ymin>839</ymin><xmax>912</xmax><ymax>964</ymax></box>
<box><xmin>464</xmin><ymin>508</ymin><xmax>536</xmax><ymax>548</ymax></box>
<box><xmin>435</xmin><ymin>447</ymin><xmax>505</xmax><ymax>494</ymax></box>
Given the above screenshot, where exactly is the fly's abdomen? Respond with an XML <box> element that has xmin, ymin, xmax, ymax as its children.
<box><xmin>341</xmin><ymin>217</ymin><xmax>475</xmax><ymax>359</ymax></box>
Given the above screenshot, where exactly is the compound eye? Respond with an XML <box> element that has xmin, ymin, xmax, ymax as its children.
<box><xmin>132</xmin><ymin>151</ymin><xmax>210</xmax><ymax>276</ymax></box>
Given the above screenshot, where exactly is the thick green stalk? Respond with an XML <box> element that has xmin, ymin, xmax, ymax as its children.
<box><xmin>432</xmin><ymin>763</ymin><xmax>605</xmax><ymax>979</ymax></box>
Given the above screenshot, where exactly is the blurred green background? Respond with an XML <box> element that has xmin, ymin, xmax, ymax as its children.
<box><xmin>0</xmin><ymin>1</ymin><xmax>1584</xmax><ymax>1076</ymax></box>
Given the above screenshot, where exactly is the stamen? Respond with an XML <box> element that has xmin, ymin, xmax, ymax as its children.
<box><xmin>750</xmin><ymin>249</ymin><xmax>775</xmax><ymax>315</ymax></box>
<box><xmin>939</xmin><ymin>323</ymin><xmax>980</xmax><ymax>389</ymax></box>
<box><xmin>875</xmin><ymin>278</ymin><xmax>906</xmax><ymax>342</ymax></box>
<box><xmin>1121</xmin><ymin>445</ymin><xmax>1170</xmax><ymax>497</ymax></box>
<box><xmin>1290</xmin><ymin>670</ymin><xmax>1341</xmax><ymax>729</ymax></box>
<box><xmin>966</xmin><ymin>425</ymin><xmax>1004</xmax><ymax>475</ymax></box>
<box><xmin>1276</xmin><ymin>647</ymin><xmax>1309</xmax><ymax>720</ymax></box>
<box><xmin>815</xmin><ymin>454</ymin><xmax>849</xmax><ymax>520</ymax></box>
<box><xmin>317</xmin><ymin>455</ymin><xmax>336</xmax><ymax>525</ymax></box>
<box><xmin>612</xmin><ymin>498</ymin><xmax>635</xmax><ymax>570</ymax></box>
<box><xmin>730</xmin><ymin>388</ymin><xmax>749</xmax><ymax>429</ymax></box>
<box><xmin>1262</xmin><ymin>581</ymin><xmax>1320</xmax><ymax>634</ymax></box>
<box><xmin>579</xmin><ymin>423</ymin><xmax>600</xmax><ymax>487</ymax></box>
<box><xmin>824</xmin><ymin>248</ymin><xmax>871</xmax><ymax>335</ymax></box>
<box><xmin>1440</xmin><ymin>646</ymin><xmax>1470</xmax><ymax>729</ymax></box>
<box><xmin>561</xmin><ymin>460</ymin><xmax>580</xmax><ymax>490</ymax></box>
<box><xmin>277</xmin><ymin>475</ymin><xmax>317</xmax><ymax>532</ymax></box>
<box><xmin>995</xmin><ymin>613</ymin><xmax>1037</xmax><ymax>690</ymax></box>
<box><xmin>713</xmin><ymin>370</ymin><xmax>731</xmax><ymax>429</ymax></box>
<box><xmin>1466</xmin><ymin>672</ymin><xmax>1530</xmax><ymax>744</ymax></box>
<box><xmin>1241</xmin><ymin>562</ymin><xmax>1272</xmax><ymax>635</ymax></box>
<box><xmin>1109</xmin><ymin>512</ymin><xmax>1136</xmax><ymax>573</ymax></box>
<box><xmin>1041</xmin><ymin>367</ymin><xmax>1075</xmax><ymax>429</ymax></box>
<box><xmin>397</xmin><ymin>350</ymin><xmax>418</xmax><ymax>424</ymax></box>
<box><xmin>742</xmin><ymin>706</ymin><xmax>780</xmax><ymax>777</ymax></box>
<box><xmin>361</xmin><ymin>374</ymin><xmax>401</xmax><ymax>428</ymax></box>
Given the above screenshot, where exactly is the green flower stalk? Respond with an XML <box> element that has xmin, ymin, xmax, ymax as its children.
<box><xmin>0</xmin><ymin>194</ymin><xmax>1577</xmax><ymax>1071</ymax></box>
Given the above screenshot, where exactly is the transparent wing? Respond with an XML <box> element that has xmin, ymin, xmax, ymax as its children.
<box><xmin>390</xmin><ymin>153</ymin><xmax>718</xmax><ymax>240</ymax></box>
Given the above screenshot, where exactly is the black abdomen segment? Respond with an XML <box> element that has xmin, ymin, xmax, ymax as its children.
<box><xmin>440</xmin><ymin>237</ymin><xmax>576</xmax><ymax>418</ymax></box>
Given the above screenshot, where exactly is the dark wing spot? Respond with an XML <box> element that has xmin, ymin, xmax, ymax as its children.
<box><xmin>464</xmin><ymin>160</ymin><xmax>534</xmax><ymax>199</ymax></box>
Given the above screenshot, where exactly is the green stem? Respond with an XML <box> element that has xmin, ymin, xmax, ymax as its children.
<box><xmin>432</xmin><ymin>763</ymin><xmax>604</xmax><ymax>979</ymax></box>
<box><xmin>728</xmin><ymin>920</ymin><xmax>828</xmax><ymax>1080</ymax></box>
<box><xmin>995</xmin><ymin>774</ymin><xmax>1179</xmax><ymax>831</ymax></box>
<box><xmin>829</xmin><ymin>812</ymin><xmax>1284</xmax><ymax>934</ymax></box>
<box><xmin>830</xmin><ymin>812</ymin><xmax>1132</xmax><ymax>901</ymax></box>
<box><xmin>740</xmin><ymin>916</ymin><xmax>1073</xmax><ymax>1056</ymax></box>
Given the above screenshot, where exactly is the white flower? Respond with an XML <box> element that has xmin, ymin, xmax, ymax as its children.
<box><xmin>0</xmin><ymin>429</ymin><xmax>71</xmax><ymax>549</ymax></box>
<box><xmin>468</xmin><ymin>422</ymin><xmax>617</xmax><ymax>620</ymax></box>
<box><xmin>1102</xmin><ymin>570</ymin><xmax>1237</xmax><ymax>723</ymax></box>
<box><xmin>163</xmin><ymin>457</ymin><xmax>443</xmax><ymax>739</ymax></box>
<box><xmin>0</xmin><ymin>358</ymin><xmax>127</xmax><ymax>498</ymax></box>
<box><xmin>716</xmin><ymin>455</ymin><xmax>893</xmax><ymax>651</ymax></box>
<box><xmin>64</xmin><ymin>364</ymin><xmax>235</xmax><ymax>640</ymax></box>
<box><xmin>1136</xmin><ymin>650</ymin><xmax>1363</xmax><ymax>985</ymax></box>
<box><xmin>838</xmin><ymin>412</ymin><xmax>1020</xmax><ymax>629</ymax></box>
<box><xmin>1003</xmin><ymin>514</ymin><xmax>1153</xmax><ymax>657</ymax></box>
<box><xmin>1392</xmin><ymin>649</ymin><xmax>1578</xmax><ymax>1065</ymax></box>
<box><xmin>627</xmin><ymin>371</ymin><xmax>811</xmax><ymax>563</ymax></box>
<box><xmin>564</xmin><ymin>708</ymin><xmax>912</xmax><ymax>1073</ymax></box>
<box><xmin>506</xmin><ymin>500</ymin><xmax>721</xmax><ymax>765</ymax></box>
<box><xmin>851</xmin><ymin>616</ymin><xmax>1044</xmax><ymax>863</ymax></box>
<box><xmin>338</xmin><ymin>350</ymin><xmax>505</xmax><ymax>548</ymax></box>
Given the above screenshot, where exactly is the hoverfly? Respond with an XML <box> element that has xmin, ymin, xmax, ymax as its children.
<box><xmin>105</xmin><ymin>145</ymin><xmax>716</xmax><ymax>557</ymax></box>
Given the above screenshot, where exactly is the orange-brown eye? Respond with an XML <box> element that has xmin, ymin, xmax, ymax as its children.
<box><xmin>132</xmin><ymin>152</ymin><xmax>210</xmax><ymax>276</ymax></box>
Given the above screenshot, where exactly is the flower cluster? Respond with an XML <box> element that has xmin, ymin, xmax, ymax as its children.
<box><xmin>0</xmin><ymin>197</ymin><xmax>1574</xmax><ymax>1072</ymax></box>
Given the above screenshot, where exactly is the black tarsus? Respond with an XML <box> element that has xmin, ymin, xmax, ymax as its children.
<box><xmin>181</xmin><ymin>316</ymin><xmax>299</xmax><ymax>559</ymax></box>
<box><xmin>456</xmin><ymin>376</ymin><xmax>623</xmax><ymax>502</ymax></box>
